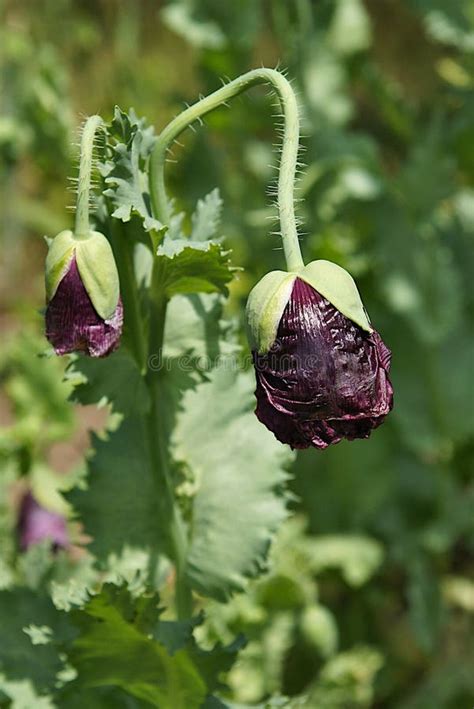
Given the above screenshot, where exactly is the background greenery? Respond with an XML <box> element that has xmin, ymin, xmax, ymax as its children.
<box><xmin>1</xmin><ymin>0</ymin><xmax>473</xmax><ymax>707</ymax></box>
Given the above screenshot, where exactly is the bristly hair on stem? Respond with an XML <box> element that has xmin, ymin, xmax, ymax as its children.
<box><xmin>73</xmin><ymin>115</ymin><xmax>104</xmax><ymax>239</ymax></box>
<box><xmin>149</xmin><ymin>68</ymin><xmax>305</xmax><ymax>273</ymax></box>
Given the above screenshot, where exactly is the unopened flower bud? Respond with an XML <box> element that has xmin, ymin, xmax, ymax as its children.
<box><xmin>45</xmin><ymin>230</ymin><xmax>123</xmax><ymax>357</ymax></box>
<box><xmin>246</xmin><ymin>260</ymin><xmax>393</xmax><ymax>449</ymax></box>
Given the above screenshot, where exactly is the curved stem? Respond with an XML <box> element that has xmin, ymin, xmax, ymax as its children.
<box><xmin>150</xmin><ymin>68</ymin><xmax>304</xmax><ymax>272</ymax></box>
<box><xmin>145</xmin><ymin>68</ymin><xmax>304</xmax><ymax>617</ymax></box>
<box><xmin>75</xmin><ymin>115</ymin><xmax>103</xmax><ymax>238</ymax></box>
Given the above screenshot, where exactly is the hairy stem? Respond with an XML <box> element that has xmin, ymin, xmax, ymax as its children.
<box><xmin>75</xmin><ymin>115</ymin><xmax>103</xmax><ymax>238</ymax></box>
<box><xmin>150</xmin><ymin>68</ymin><xmax>304</xmax><ymax>272</ymax></box>
<box><xmin>144</xmin><ymin>68</ymin><xmax>303</xmax><ymax>616</ymax></box>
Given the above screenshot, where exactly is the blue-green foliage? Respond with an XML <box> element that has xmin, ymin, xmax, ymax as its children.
<box><xmin>0</xmin><ymin>0</ymin><xmax>473</xmax><ymax>707</ymax></box>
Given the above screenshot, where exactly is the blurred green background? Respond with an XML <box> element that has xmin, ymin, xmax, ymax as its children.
<box><xmin>1</xmin><ymin>0</ymin><xmax>473</xmax><ymax>707</ymax></box>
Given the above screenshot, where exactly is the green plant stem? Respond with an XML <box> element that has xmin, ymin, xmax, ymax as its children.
<box><xmin>147</xmin><ymin>288</ymin><xmax>192</xmax><ymax>619</ymax></box>
<box><xmin>75</xmin><ymin>115</ymin><xmax>103</xmax><ymax>238</ymax></box>
<box><xmin>145</xmin><ymin>68</ymin><xmax>304</xmax><ymax>617</ymax></box>
<box><xmin>109</xmin><ymin>223</ymin><xmax>147</xmax><ymax>371</ymax></box>
<box><xmin>149</xmin><ymin>68</ymin><xmax>304</xmax><ymax>272</ymax></box>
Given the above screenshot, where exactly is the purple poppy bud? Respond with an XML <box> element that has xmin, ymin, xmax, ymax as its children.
<box><xmin>44</xmin><ymin>229</ymin><xmax>123</xmax><ymax>357</ymax></box>
<box><xmin>247</xmin><ymin>266</ymin><xmax>393</xmax><ymax>450</ymax></box>
<box><xmin>46</xmin><ymin>256</ymin><xmax>123</xmax><ymax>357</ymax></box>
<box><xmin>18</xmin><ymin>492</ymin><xmax>69</xmax><ymax>551</ymax></box>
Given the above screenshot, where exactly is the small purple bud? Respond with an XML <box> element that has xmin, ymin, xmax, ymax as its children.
<box><xmin>45</xmin><ymin>256</ymin><xmax>123</xmax><ymax>357</ymax></box>
<box><xmin>252</xmin><ymin>278</ymin><xmax>393</xmax><ymax>449</ymax></box>
<box><xmin>18</xmin><ymin>492</ymin><xmax>69</xmax><ymax>551</ymax></box>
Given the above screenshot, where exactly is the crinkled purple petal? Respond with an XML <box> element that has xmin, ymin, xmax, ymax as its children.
<box><xmin>18</xmin><ymin>492</ymin><xmax>69</xmax><ymax>551</ymax></box>
<box><xmin>45</xmin><ymin>255</ymin><xmax>123</xmax><ymax>357</ymax></box>
<box><xmin>253</xmin><ymin>277</ymin><xmax>393</xmax><ymax>449</ymax></box>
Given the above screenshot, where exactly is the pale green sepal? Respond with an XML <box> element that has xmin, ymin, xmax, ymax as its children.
<box><xmin>299</xmin><ymin>259</ymin><xmax>372</xmax><ymax>332</ymax></box>
<box><xmin>75</xmin><ymin>231</ymin><xmax>120</xmax><ymax>320</ymax></box>
<box><xmin>45</xmin><ymin>230</ymin><xmax>77</xmax><ymax>302</ymax></box>
<box><xmin>246</xmin><ymin>270</ymin><xmax>297</xmax><ymax>353</ymax></box>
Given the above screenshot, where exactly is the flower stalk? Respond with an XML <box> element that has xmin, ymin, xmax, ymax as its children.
<box><xmin>75</xmin><ymin>114</ymin><xmax>103</xmax><ymax>238</ymax></box>
<box><xmin>145</xmin><ymin>69</ymin><xmax>307</xmax><ymax>616</ymax></box>
<box><xmin>150</xmin><ymin>68</ymin><xmax>304</xmax><ymax>272</ymax></box>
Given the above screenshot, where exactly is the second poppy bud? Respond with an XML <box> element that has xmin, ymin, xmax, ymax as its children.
<box><xmin>246</xmin><ymin>260</ymin><xmax>393</xmax><ymax>450</ymax></box>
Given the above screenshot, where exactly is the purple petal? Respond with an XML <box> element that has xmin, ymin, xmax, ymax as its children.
<box><xmin>45</xmin><ymin>256</ymin><xmax>123</xmax><ymax>357</ymax></box>
<box><xmin>253</xmin><ymin>278</ymin><xmax>393</xmax><ymax>449</ymax></box>
<box><xmin>18</xmin><ymin>492</ymin><xmax>69</xmax><ymax>551</ymax></box>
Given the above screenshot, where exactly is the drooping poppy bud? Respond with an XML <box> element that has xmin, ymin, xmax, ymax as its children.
<box><xmin>246</xmin><ymin>260</ymin><xmax>393</xmax><ymax>449</ymax></box>
<box><xmin>18</xmin><ymin>492</ymin><xmax>69</xmax><ymax>551</ymax></box>
<box><xmin>45</xmin><ymin>229</ymin><xmax>123</xmax><ymax>357</ymax></box>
